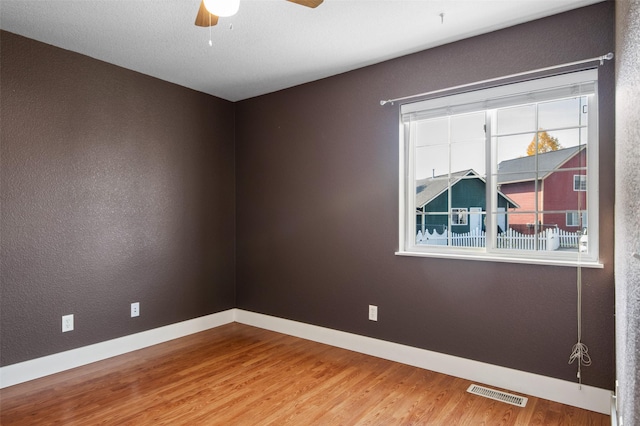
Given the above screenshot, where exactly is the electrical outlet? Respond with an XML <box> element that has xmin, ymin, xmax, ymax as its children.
<box><xmin>368</xmin><ymin>305</ymin><xmax>378</xmax><ymax>321</ymax></box>
<box><xmin>62</xmin><ymin>314</ymin><xmax>74</xmax><ymax>332</ymax></box>
<box><xmin>131</xmin><ymin>302</ymin><xmax>140</xmax><ymax>317</ymax></box>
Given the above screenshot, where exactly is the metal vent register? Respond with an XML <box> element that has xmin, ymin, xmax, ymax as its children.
<box><xmin>466</xmin><ymin>384</ymin><xmax>528</xmax><ymax>407</ymax></box>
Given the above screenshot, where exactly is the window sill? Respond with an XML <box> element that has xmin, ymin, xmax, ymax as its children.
<box><xmin>394</xmin><ymin>250</ymin><xmax>604</xmax><ymax>268</ymax></box>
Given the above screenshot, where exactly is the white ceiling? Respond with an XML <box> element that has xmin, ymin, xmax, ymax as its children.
<box><xmin>1</xmin><ymin>0</ymin><xmax>603</xmax><ymax>102</ymax></box>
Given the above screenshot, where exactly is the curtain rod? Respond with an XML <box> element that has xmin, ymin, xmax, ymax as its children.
<box><xmin>380</xmin><ymin>52</ymin><xmax>614</xmax><ymax>106</ymax></box>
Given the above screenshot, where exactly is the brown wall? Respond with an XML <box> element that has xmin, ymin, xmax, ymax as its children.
<box><xmin>235</xmin><ymin>2</ymin><xmax>615</xmax><ymax>389</ymax></box>
<box><xmin>0</xmin><ymin>32</ymin><xmax>236</xmax><ymax>365</ymax></box>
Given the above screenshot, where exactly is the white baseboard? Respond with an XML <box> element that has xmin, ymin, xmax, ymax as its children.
<box><xmin>0</xmin><ymin>309</ymin><xmax>236</xmax><ymax>389</ymax></box>
<box><xmin>0</xmin><ymin>308</ymin><xmax>612</xmax><ymax>416</ymax></box>
<box><xmin>235</xmin><ymin>309</ymin><xmax>612</xmax><ymax>415</ymax></box>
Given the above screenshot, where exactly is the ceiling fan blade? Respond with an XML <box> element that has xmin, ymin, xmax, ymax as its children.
<box><xmin>287</xmin><ymin>0</ymin><xmax>324</xmax><ymax>8</ymax></box>
<box><xmin>194</xmin><ymin>0</ymin><xmax>219</xmax><ymax>27</ymax></box>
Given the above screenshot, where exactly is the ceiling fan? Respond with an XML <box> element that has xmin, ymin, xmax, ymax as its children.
<box><xmin>195</xmin><ymin>0</ymin><xmax>324</xmax><ymax>27</ymax></box>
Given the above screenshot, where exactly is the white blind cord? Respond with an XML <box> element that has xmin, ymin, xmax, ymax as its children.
<box><xmin>568</xmin><ymin>264</ymin><xmax>592</xmax><ymax>388</ymax></box>
<box><xmin>568</xmin><ymin>140</ymin><xmax>591</xmax><ymax>388</ymax></box>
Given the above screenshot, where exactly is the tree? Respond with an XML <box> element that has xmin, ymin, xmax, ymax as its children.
<box><xmin>526</xmin><ymin>130</ymin><xmax>562</xmax><ymax>156</ymax></box>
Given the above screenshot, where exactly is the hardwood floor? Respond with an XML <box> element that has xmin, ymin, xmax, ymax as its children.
<box><xmin>0</xmin><ymin>323</ymin><xmax>609</xmax><ymax>425</ymax></box>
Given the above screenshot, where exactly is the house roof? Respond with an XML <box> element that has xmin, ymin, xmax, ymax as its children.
<box><xmin>416</xmin><ymin>170</ymin><xmax>474</xmax><ymax>208</ymax></box>
<box><xmin>497</xmin><ymin>145</ymin><xmax>585</xmax><ymax>185</ymax></box>
<box><xmin>415</xmin><ymin>169</ymin><xmax>519</xmax><ymax>209</ymax></box>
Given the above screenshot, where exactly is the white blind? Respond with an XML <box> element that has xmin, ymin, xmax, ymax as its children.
<box><xmin>401</xmin><ymin>69</ymin><xmax>597</xmax><ymax>123</ymax></box>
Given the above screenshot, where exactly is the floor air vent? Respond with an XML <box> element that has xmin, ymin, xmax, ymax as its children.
<box><xmin>466</xmin><ymin>384</ymin><xmax>528</xmax><ymax>407</ymax></box>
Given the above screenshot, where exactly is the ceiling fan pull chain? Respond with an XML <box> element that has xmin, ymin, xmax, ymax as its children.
<box><xmin>209</xmin><ymin>14</ymin><xmax>213</xmax><ymax>46</ymax></box>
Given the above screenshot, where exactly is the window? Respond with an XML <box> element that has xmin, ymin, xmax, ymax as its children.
<box><xmin>573</xmin><ymin>175</ymin><xmax>587</xmax><ymax>191</ymax></box>
<box><xmin>566</xmin><ymin>211</ymin><xmax>588</xmax><ymax>228</ymax></box>
<box><xmin>566</xmin><ymin>212</ymin><xmax>579</xmax><ymax>227</ymax></box>
<box><xmin>398</xmin><ymin>69</ymin><xmax>600</xmax><ymax>266</ymax></box>
<box><xmin>451</xmin><ymin>208</ymin><xmax>468</xmax><ymax>225</ymax></box>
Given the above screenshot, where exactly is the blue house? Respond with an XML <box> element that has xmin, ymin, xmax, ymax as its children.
<box><xmin>416</xmin><ymin>169</ymin><xmax>518</xmax><ymax>234</ymax></box>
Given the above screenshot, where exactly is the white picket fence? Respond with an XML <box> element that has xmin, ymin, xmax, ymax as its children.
<box><xmin>416</xmin><ymin>227</ymin><xmax>582</xmax><ymax>250</ymax></box>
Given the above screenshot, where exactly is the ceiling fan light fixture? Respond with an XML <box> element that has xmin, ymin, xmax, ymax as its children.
<box><xmin>203</xmin><ymin>0</ymin><xmax>240</xmax><ymax>17</ymax></box>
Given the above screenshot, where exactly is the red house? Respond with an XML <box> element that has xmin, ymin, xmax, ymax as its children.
<box><xmin>497</xmin><ymin>146</ymin><xmax>587</xmax><ymax>234</ymax></box>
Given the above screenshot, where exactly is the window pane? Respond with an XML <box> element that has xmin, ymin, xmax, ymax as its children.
<box><xmin>450</xmin><ymin>112</ymin><xmax>485</xmax><ymax>143</ymax></box>
<box><xmin>496</xmin><ymin>104</ymin><xmax>536</xmax><ymax>135</ymax></box>
<box><xmin>415</xmin><ymin>179</ymin><xmax>450</xmax><ymax>220</ymax></box>
<box><xmin>495</xmin><ymin>134</ymin><xmax>537</xmax><ymax>181</ymax></box>
<box><xmin>451</xmin><ymin>141</ymin><xmax>485</xmax><ymax>176</ymax></box>
<box><xmin>415</xmin><ymin>118</ymin><xmax>448</xmax><ymax>147</ymax></box>
<box><xmin>538</xmin><ymin>97</ymin><xmax>581</xmax><ymax>130</ymax></box>
<box><xmin>469</xmin><ymin>208</ymin><xmax>485</xmax><ymax>233</ymax></box>
<box><xmin>415</xmin><ymin>145</ymin><xmax>448</xmax><ymax>179</ymax></box>
<box><xmin>415</xmin><ymin>213</ymin><xmax>449</xmax><ymax>246</ymax></box>
<box><xmin>538</xmin><ymin>168</ymin><xmax>587</xmax><ymax>229</ymax></box>
<box><xmin>536</xmin><ymin>129</ymin><xmax>583</xmax><ymax>166</ymax></box>
<box><xmin>496</xmin><ymin>227</ymin><xmax>586</xmax><ymax>252</ymax></box>
<box><xmin>451</xmin><ymin>112</ymin><xmax>486</xmax><ymax>176</ymax></box>
<box><xmin>497</xmin><ymin>213</ymin><xmax>547</xmax><ymax>251</ymax></box>
<box><xmin>499</xmin><ymin>211</ymin><xmax>536</xmax><ymax>235</ymax></box>
<box><xmin>528</xmin><ymin>130</ymin><xmax>564</xmax><ymax>159</ymax></box>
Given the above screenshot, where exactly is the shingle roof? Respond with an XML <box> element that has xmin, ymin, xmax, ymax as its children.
<box><xmin>415</xmin><ymin>169</ymin><xmax>519</xmax><ymax>209</ymax></box>
<box><xmin>497</xmin><ymin>145</ymin><xmax>584</xmax><ymax>184</ymax></box>
<box><xmin>415</xmin><ymin>170</ymin><xmax>473</xmax><ymax>208</ymax></box>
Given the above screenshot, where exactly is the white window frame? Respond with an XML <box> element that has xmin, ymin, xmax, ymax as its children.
<box><xmin>397</xmin><ymin>69</ymin><xmax>601</xmax><ymax>267</ymax></box>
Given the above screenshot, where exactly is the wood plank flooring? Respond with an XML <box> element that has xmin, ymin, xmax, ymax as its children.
<box><xmin>0</xmin><ymin>323</ymin><xmax>609</xmax><ymax>425</ymax></box>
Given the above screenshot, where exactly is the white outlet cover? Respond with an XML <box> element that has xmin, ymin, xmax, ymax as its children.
<box><xmin>131</xmin><ymin>302</ymin><xmax>140</xmax><ymax>317</ymax></box>
<box><xmin>369</xmin><ymin>305</ymin><xmax>378</xmax><ymax>321</ymax></box>
<box><xmin>62</xmin><ymin>314</ymin><xmax>74</xmax><ymax>332</ymax></box>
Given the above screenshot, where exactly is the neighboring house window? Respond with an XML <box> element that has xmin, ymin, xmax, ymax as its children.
<box><xmin>566</xmin><ymin>212</ymin><xmax>580</xmax><ymax>227</ymax></box>
<box><xmin>451</xmin><ymin>208</ymin><xmax>468</xmax><ymax>225</ymax></box>
<box><xmin>574</xmin><ymin>175</ymin><xmax>587</xmax><ymax>191</ymax></box>
<box><xmin>398</xmin><ymin>69</ymin><xmax>599</xmax><ymax>266</ymax></box>
<box><xmin>566</xmin><ymin>211</ymin><xmax>588</xmax><ymax>228</ymax></box>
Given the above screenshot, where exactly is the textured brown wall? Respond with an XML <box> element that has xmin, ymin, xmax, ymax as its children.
<box><xmin>1</xmin><ymin>32</ymin><xmax>236</xmax><ymax>366</ymax></box>
<box><xmin>236</xmin><ymin>2</ymin><xmax>615</xmax><ymax>389</ymax></box>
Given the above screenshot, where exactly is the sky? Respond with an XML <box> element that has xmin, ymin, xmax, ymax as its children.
<box><xmin>413</xmin><ymin>95</ymin><xmax>589</xmax><ymax>180</ymax></box>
